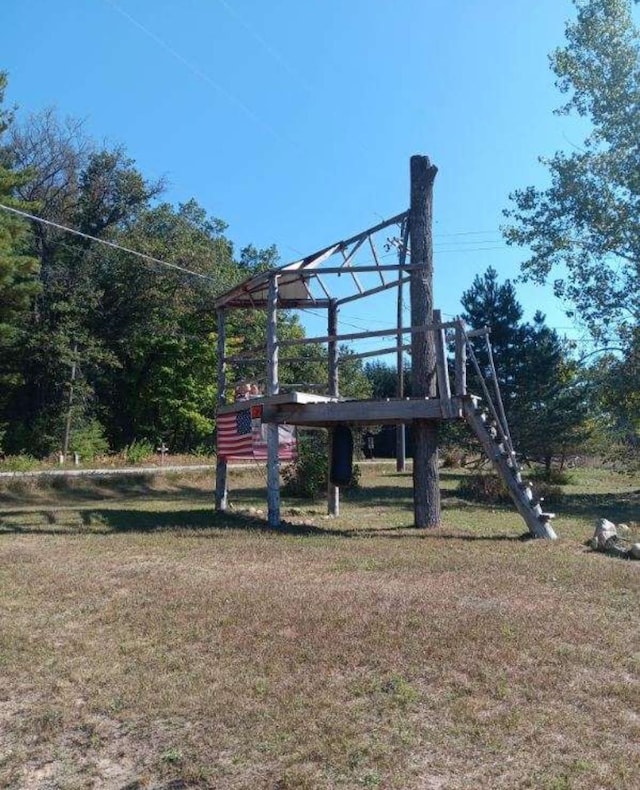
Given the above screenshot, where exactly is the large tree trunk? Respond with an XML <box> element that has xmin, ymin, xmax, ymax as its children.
<box><xmin>409</xmin><ymin>155</ymin><xmax>440</xmax><ymax>528</ymax></box>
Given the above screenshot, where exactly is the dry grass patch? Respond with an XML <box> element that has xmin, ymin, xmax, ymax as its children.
<box><xmin>0</xmin><ymin>465</ymin><xmax>638</xmax><ymax>789</ymax></box>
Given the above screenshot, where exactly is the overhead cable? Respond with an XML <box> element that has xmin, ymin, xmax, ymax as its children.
<box><xmin>0</xmin><ymin>203</ymin><xmax>216</xmax><ymax>282</ymax></box>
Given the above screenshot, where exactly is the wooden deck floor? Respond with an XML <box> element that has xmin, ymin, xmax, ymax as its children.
<box><xmin>218</xmin><ymin>392</ymin><xmax>465</xmax><ymax>426</ymax></box>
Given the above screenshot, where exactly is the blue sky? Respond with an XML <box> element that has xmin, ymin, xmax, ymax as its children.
<box><xmin>1</xmin><ymin>0</ymin><xmax>606</xmax><ymax>354</ymax></box>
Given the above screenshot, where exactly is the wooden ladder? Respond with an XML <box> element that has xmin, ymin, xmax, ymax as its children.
<box><xmin>458</xmin><ymin>326</ymin><xmax>557</xmax><ymax>540</ymax></box>
<box><xmin>462</xmin><ymin>397</ymin><xmax>557</xmax><ymax>539</ymax></box>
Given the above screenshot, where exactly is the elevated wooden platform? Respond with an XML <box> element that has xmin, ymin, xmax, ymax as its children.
<box><xmin>218</xmin><ymin>391</ymin><xmax>464</xmax><ymax>426</ymax></box>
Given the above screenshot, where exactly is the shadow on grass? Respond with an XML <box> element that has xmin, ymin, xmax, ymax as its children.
<box><xmin>0</xmin><ymin>506</ymin><xmax>525</xmax><ymax>543</ymax></box>
<box><xmin>559</xmin><ymin>490</ymin><xmax>639</xmax><ymax>524</ymax></box>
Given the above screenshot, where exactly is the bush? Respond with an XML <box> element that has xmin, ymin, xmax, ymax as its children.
<box><xmin>282</xmin><ymin>431</ymin><xmax>361</xmax><ymax>499</ymax></box>
<box><xmin>531</xmin><ymin>481</ymin><xmax>564</xmax><ymax>505</ymax></box>
<box><xmin>0</xmin><ymin>454</ymin><xmax>39</xmax><ymax>472</ymax></box>
<box><xmin>124</xmin><ymin>439</ymin><xmax>155</xmax><ymax>465</ymax></box>
<box><xmin>457</xmin><ymin>474</ymin><xmax>510</xmax><ymax>505</ymax></box>
<box><xmin>529</xmin><ymin>467</ymin><xmax>574</xmax><ymax>485</ymax></box>
<box><xmin>457</xmin><ymin>472</ymin><xmax>564</xmax><ymax>506</ymax></box>
<box><xmin>69</xmin><ymin>419</ymin><xmax>110</xmax><ymax>461</ymax></box>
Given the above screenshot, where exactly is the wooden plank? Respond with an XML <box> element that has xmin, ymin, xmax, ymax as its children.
<box><xmin>217</xmin><ymin>391</ymin><xmax>339</xmax><ymax>415</ymax></box>
<box><xmin>263</xmin><ymin>397</ymin><xmax>462</xmax><ymax>426</ymax></box>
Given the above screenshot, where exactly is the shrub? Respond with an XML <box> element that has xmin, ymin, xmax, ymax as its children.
<box><xmin>457</xmin><ymin>472</ymin><xmax>564</xmax><ymax>507</ymax></box>
<box><xmin>457</xmin><ymin>474</ymin><xmax>510</xmax><ymax>505</ymax></box>
<box><xmin>0</xmin><ymin>454</ymin><xmax>39</xmax><ymax>472</ymax></box>
<box><xmin>69</xmin><ymin>419</ymin><xmax>110</xmax><ymax>461</ymax></box>
<box><xmin>124</xmin><ymin>439</ymin><xmax>155</xmax><ymax>465</ymax></box>
<box><xmin>529</xmin><ymin>467</ymin><xmax>574</xmax><ymax>485</ymax></box>
<box><xmin>282</xmin><ymin>431</ymin><xmax>361</xmax><ymax>499</ymax></box>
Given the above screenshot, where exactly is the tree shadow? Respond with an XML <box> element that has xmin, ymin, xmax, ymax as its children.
<box><xmin>559</xmin><ymin>489</ymin><xmax>639</xmax><ymax>524</ymax></box>
<box><xmin>0</xmin><ymin>506</ymin><xmax>526</xmax><ymax>543</ymax></box>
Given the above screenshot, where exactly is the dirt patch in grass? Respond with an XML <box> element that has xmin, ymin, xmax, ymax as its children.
<box><xmin>1</xmin><ymin>466</ymin><xmax>638</xmax><ymax>788</ymax></box>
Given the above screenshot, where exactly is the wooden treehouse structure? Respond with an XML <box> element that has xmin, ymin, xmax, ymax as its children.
<box><xmin>214</xmin><ymin>156</ymin><xmax>557</xmax><ymax>540</ymax></box>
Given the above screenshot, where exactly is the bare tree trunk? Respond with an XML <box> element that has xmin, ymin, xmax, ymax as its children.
<box><xmin>409</xmin><ymin>155</ymin><xmax>440</xmax><ymax>528</ymax></box>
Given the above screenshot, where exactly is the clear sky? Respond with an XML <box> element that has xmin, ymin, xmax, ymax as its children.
<box><xmin>1</xmin><ymin>0</ymin><xmax>606</xmax><ymax>355</ymax></box>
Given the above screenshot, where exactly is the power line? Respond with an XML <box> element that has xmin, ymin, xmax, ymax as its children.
<box><xmin>212</xmin><ymin>0</ymin><xmax>313</xmax><ymax>93</ymax></box>
<box><xmin>0</xmin><ymin>203</ymin><xmax>216</xmax><ymax>283</ymax></box>
<box><xmin>103</xmin><ymin>0</ymin><xmax>286</xmax><ymax>144</ymax></box>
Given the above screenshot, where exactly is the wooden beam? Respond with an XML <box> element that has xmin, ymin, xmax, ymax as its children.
<box><xmin>215</xmin><ymin>309</ymin><xmax>228</xmax><ymax>512</ymax></box>
<box><xmin>327</xmin><ymin>300</ymin><xmax>339</xmax><ymax>517</ymax></box>
<box><xmin>368</xmin><ymin>235</ymin><xmax>386</xmax><ymax>286</ymax></box>
<box><xmin>454</xmin><ymin>321</ymin><xmax>467</xmax><ymax>396</ymax></box>
<box><xmin>396</xmin><ymin>227</ymin><xmax>406</xmax><ymax>472</ymax></box>
<box><xmin>263</xmin><ymin>397</ymin><xmax>462</xmax><ymax>426</ymax></box>
<box><xmin>266</xmin><ymin>276</ymin><xmax>280</xmax><ymax>527</ymax></box>
<box><xmin>336</xmin><ymin>275</ymin><xmax>411</xmax><ymax>307</ymax></box>
<box><xmin>214</xmin><ymin>211</ymin><xmax>409</xmax><ymax>309</ymax></box>
<box><xmin>433</xmin><ymin>309</ymin><xmax>453</xmax><ymax>417</ymax></box>
<box><xmin>339</xmin><ymin>344</ymin><xmax>412</xmax><ymax>361</ymax></box>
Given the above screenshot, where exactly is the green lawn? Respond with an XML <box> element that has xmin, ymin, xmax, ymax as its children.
<box><xmin>0</xmin><ymin>464</ymin><xmax>638</xmax><ymax>789</ymax></box>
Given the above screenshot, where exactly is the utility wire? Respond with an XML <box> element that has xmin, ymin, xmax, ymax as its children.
<box><xmin>212</xmin><ymin>0</ymin><xmax>313</xmax><ymax>93</ymax></box>
<box><xmin>103</xmin><ymin>0</ymin><xmax>286</xmax><ymax>143</ymax></box>
<box><xmin>0</xmin><ymin>203</ymin><xmax>216</xmax><ymax>283</ymax></box>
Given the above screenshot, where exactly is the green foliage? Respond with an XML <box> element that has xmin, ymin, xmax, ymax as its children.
<box><xmin>124</xmin><ymin>439</ymin><xmax>155</xmax><ymax>465</ymax></box>
<box><xmin>529</xmin><ymin>466</ymin><xmax>575</xmax><ymax>485</ymax></box>
<box><xmin>282</xmin><ymin>433</ymin><xmax>328</xmax><ymax>499</ymax></box>
<box><xmin>282</xmin><ymin>431</ymin><xmax>361</xmax><ymax>499</ymax></box>
<box><xmin>0</xmin><ymin>73</ymin><xmax>40</xmax><ymax>425</ymax></box>
<box><xmin>461</xmin><ymin>268</ymin><xmax>591</xmax><ymax>468</ymax></box>
<box><xmin>504</xmin><ymin>0</ymin><xmax>640</xmax><ymax>339</ymax></box>
<box><xmin>585</xmin><ymin>327</ymin><xmax>640</xmax><ymax>468</ymax></box>
<box><xmin>0</xmin><ymin>454</ymin><xmax>38</xmax><ymax>472</ymax></box>
<box><xmin>457</xmin><ymin>474</ymin><xmax>511</xmax><ymax>505</ymax></box>
<box><xmin>68</xmin><ymin>419</ymin><xmax>109</xmax><ymax>461</ymax></box>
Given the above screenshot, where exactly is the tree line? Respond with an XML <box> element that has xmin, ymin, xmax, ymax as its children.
<box><xmin>0</xmin><ymin>0</ymin><xmax>638</xmax><ymax>468</ymax></box>
<box><xmin>0</xmin><ymin>75</ymin><xmax>371</xmax><ymax>459</ymax></box>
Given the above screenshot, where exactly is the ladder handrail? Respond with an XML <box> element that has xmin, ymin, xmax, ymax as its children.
<box><xmin>483</xmin><ymin>333</ymin><xmax>515</xmax><ymax>457</ymax></box>
<box><xmin>462</xmin><ymin>328</ymin><xmax>514</xmax><ymax>455</ymax></box>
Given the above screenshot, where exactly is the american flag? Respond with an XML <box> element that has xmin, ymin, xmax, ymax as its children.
<box><xmin>216</xmin><ymin>405</ymin><xmax>296</xmax><ymax>461</ymax></box>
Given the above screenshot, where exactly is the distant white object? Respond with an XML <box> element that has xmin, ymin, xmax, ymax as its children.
<box><xmin>594</xmin><ymin>518</ymin><xmax>617</xmax><ymax>549</ymax></box>
<box><xmin>630</xmin><ymin>544</ymin><xmax>640</xmax><ymax>560</ymax></box>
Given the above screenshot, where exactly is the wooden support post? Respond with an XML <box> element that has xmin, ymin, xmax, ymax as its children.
<box><xmin>396</xmin><ymin>243</ymin><xmax>406</xmax><ymax>472</ymax></box>
<box><xmin>327</xmin><ymin>300</ymin><xmax>340</xmax><ymax>516</ymax></box>
<box><xmin>409</xmin><ymin>155</ymin><xmax>440</xmax><ymax>528</ymax></box>
<box><xmin>433</xmin><ymin>309</ymin><xmax>453</xmax><ymax>417</ymax></box>
<box><xmin>215</xmin><ymin>310</ymin><xmax>228</xmax><ymax>511</ymax></box>
<box><xmin>454</xmin><ymin>321</ymin><xmax>467</xmax><ymax>397</ymax></box>
<box><xmin>266</xmin><ymin>275</ymin><xmax>281</xmax><ymax>527</ymax></box>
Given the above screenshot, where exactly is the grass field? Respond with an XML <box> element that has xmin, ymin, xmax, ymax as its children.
<box><xmin>0</xmin><ymin>463</ymin><xmax>638</xmax><ymax>789</ymax></box>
